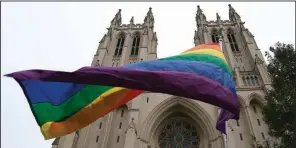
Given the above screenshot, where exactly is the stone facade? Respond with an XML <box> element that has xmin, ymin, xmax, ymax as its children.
<box><xmin>52</xmin><ymin>5</ymin><xmax>273</xmax><ymax>148</ymax></box>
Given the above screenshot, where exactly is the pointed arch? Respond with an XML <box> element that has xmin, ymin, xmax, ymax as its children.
<box><xmin>226</xmin><ymin>28</ymin><xmax>239</xmax><ymax>52</ymax></box>
<box><xmin>237</xmin><ymin>94</ymin><xmax>247</xmax><ymax>108</ymax></box>
<box><xmin>246</xmin><ymin>76</ymin><xmax>251</xmax><ymax>86</ymax></box>
<box><xmin>211</xmin><ymin>28</ymin><xmax>220</xmax><ymax>43</ymax></box>
<box><xmin>254</xmin><ymin>76</ymin><xmax>260</xmax><ymax>85</ymax></box>
<box><xmin>140</xmin><ymin>96</ymin><xmax>224</xmax><ymax>148</ymax></box>
<box><xmin>114</xmin><ymin>32</ymin><xmax>126</xmax><ymax>56</ymax></box>
<box><xmin>131</xmin><ymin>31</ymin><xmax>141</xmax><ymax>56</ymax></box>
<box><xmin>132</xmin><ymin>31</ymin><xmax>141</xmax><ymax>38</ymax></box>
<box><xmin>250</xmin><ymin>76</ymin><xmax>256</xmax><ymax>86</ymax></box>
<box><xmin>248</xmin><ymin>92</ymin><xmax>266</xmax><ymax>107</ymax></box>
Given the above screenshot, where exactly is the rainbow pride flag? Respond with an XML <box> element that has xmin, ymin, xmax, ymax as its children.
<box><xmin>5</xmin><ymin>43</ymin><xmax>240</xmax><ymax>140</ymax></box>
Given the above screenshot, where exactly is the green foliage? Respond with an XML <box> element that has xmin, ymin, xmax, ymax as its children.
<box><xmin>262</xmin><ymin>42</ymin><xmax>296</xmax><ymax>148</ymax></box>
<box><xmin>251</xmin><ymin>140</ymin><xmax>279</xmax><ymax>148</ymax></box>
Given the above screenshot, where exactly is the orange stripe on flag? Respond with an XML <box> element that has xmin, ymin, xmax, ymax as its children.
<box><xmin>183</xmin><ymin>43</ymin><xmax>221</xmax><ymax>53</ymax></box>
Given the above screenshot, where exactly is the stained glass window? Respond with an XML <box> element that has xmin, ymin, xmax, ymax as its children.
<box><xmin>227</xmin><ymin>29</ymin><xmax>239</xmax><ymax>52</ymax></box>
<box><xmin>114</xmin><ymin>33</ymin><xmax>125</xmax><ymax>56</ymax></box>
<box><xmin>158</xmin><ymin>118</ymin><xmax>200</xmax><ymax>148</ymax></box>
<box><xmin>131</xmin><ymin>32</ymin><xmax>141</xmax><ymax>56</ymax></box>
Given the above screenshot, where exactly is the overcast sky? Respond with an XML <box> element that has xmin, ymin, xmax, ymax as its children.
<box><xmin>1</xmin><ymin>2</ymin><xmax>295</xmax><ymax>148</ymax></box>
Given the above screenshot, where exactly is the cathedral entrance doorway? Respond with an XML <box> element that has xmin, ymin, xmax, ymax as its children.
<box><xmin>140</xmin><ymin>97</ymin><xmax>224</xmax><ymax>148</ymax></box>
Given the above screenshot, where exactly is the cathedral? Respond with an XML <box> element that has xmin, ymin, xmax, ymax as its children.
<box><xmin>52</xmin><ymin>4</ymin><xmax>273</xmax><ymax>148</ymax></box>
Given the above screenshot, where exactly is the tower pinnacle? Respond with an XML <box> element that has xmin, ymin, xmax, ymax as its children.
<box><xmin>111</xmin><ymin>9</ymin><xmax>122</xmax><ymax>26</ymax></box>
<box><xmin>196</xmin><ymin>5</ymin><xmax>207</xmax><ymax>27</ymax></box>
<box><xmin>228</xmin><ymin>4</ymin><xmax>241</xmax><ymax>23</ymax></box>
<box><xmin>130</xmin><ymin>16</ymin><xmax>134</xmax><ymax>24</ymax></box>
<box><xmin>144</xmin><ymin>7</ymin><xmax>154</xmax><ymax>26</ymax></box>
<box><xmin>216</xmin><ymin>12</ymin><xmax>221</xmax><ymax>20</ymax></box>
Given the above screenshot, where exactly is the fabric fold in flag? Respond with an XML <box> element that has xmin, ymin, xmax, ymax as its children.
<box><xmin>5</xmin><ymin>43</ymin><xmax>240</xmax><ymax>140</ymax></box>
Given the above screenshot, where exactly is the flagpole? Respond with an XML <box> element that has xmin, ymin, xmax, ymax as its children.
<box><xmin>218</xmin><ymin>35</ymin><xmax>230</xmax><ymax>148</ymax></box>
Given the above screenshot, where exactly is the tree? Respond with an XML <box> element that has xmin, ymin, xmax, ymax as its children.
<box><xmin>260</xmin><ymin>42</ymin><xmax>296</xmax><ymax>148</ymax></box>
<box><xmin>251</xmin><ymin>140</ymin><xmax>279</xmax><ymax>148</ymax></box>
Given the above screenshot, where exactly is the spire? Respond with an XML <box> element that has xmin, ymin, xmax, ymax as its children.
<box><xmin>228</xmin><ymin>4</ymin><xmax>234</xmax><ymax>12</ymax></box>
<box><xmin>144</xmin><ymin>7</ymin><xmax>154</xmax><ymax>25</ymax></box>
<box><xmin>148</xmin><ymin>7</ymin><xmax>152</xmax><ymax>14</ymax></box>
<box><xmin>228</xmin><ymin>4</ymin><xmax>241</xmax><ymax>22</ymax></box>
<box><xmin>216</xmin><ymin>12</ymin><xmax>222</xmax><ymax>25</ymax></box>
<box><xmin>111</xmin><ymin>9</ymin><xmax>122</xmax><ymax>26</ymax></box>
<box><xmin>130</xmin><ymin>16</ymin><xmax>134</xmax><ymax>24</ymax></box>
<box><xmin>196</xmin><ymin>5</ymin><xmax>207</xmax><ymax>27</ymax></box>
<box><xmin>216</xmin><ymin>12</ymin><xmax>221</xmax><ymax>21</ymax></box>
<box><xmin>197</xmin><ymin>5</ymin><xmax>202</xmax><ymax>16</ymax></box>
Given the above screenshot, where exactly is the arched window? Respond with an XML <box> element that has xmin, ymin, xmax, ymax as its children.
<box><xmin>254</xmin><ymin>76</ymin><xmax>259</xmax><ymax>85</ymax></box>
<box><xmin>114</xmin><ymin>33</ymin><xmax>125</xmax><ymax>56</ymax></box>
<box><xmin>131</xmin><ymin>32</ymin><xmax>141</xmax><ymax>56</ymax></box>
<box><xmin>211</xmin><ymin>29</ymin><xmax>220</xmax><ymax>43</ymax></box>
<box><xmin>246</xmin><ymin>76</ymin><xmax>251</xmax><ymax>86</ymax></box>
<box><xmin>251</xmin><ymin>76</ymin><xmax>256</xmax><ymax>86</ymax></box>
<box><xmin>227</xmin><ymin>29</ymin><xmax>239</xmax><ymax>52</ymax></box>
<box><xmin>158</xmin><ymin>117</ymin><xmax>200</xmax><ymax>148</ymax></box>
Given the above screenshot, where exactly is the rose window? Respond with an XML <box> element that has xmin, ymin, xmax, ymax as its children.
<box><xmin>158</xmin><ymin>118</ymin><xmax>200</xmax><ymax>148</ymax></box>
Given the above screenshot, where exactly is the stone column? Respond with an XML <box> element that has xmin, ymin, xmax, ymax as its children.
<box><xmin>244</xmin><ymin>106</ymin><xmax>257</xmax><ymax>145</ymax></box>
<box><xmin>258</xmin><ymin>64</ymin><xmax>271</xmax><ymax>84</ymax></box>
<box><xmin>254</xmin><ymin>56</ymin><xmax>272</xmax><ymax>90</ymax></box>
<box><xmin>101</xmin><ymin>112</ymin><xmax>115</xmax><ymax>148</ymax></box>
<box><xmin>203</xmin><ymin>30</ymin><xmax>210</xmax><ymax>43</ymax></box>
<box><xmin>234</xmin><ymin>67</ymin><xmax>243</xmax><ymax>87</ymax></box>
<box><xmin>120</xmin><ymin>33</ymin><xmax>132</xmax><ymax>65</ymax></box>
<box><xmin>141</xmin><ymin>32</ymin><xmax>149</xmax><ymax>48</ymax></box>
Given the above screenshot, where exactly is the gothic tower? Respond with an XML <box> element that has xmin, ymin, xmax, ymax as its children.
<box><xmin>52</xmin><ymin>8</ymin><xmax>159</xmax><ymax>148</ymax></box>
<box><xmin>91</xmin><ymin>8</ymin><xmax>157</xmax><ymax>68</ymax></box>
<box><xmin>52</xmin><ymin>5</ymin><xmax>273</xmax><ymax>148</ymax></box>
<box><xmin>194</xmin><ymin>4</ymin><xmax>273</xmax><ymax>148</ymax></box>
